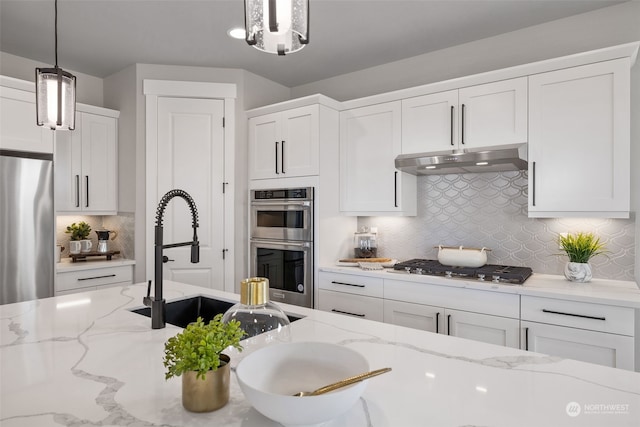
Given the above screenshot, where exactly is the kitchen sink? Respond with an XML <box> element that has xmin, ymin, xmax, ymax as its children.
<box><xmin>130</xmin><ymin>295</ymin><xmax>303</xmax><ymax>328</ymax></box>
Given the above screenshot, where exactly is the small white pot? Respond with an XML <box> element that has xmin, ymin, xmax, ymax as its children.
<box><xmin>438</xmin><ymin>245</ymin><xmax>488</xmax><ymax>268</ymax></box>
<box><xmin>564</xmin><ymin>262</ymin><xmax>592</xmax><ymax>283</ymax></box>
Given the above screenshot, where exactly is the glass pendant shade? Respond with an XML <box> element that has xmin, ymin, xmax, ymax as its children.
<box><xmin>245</xmin><ymin>0</ymin><xmax>309</xmax><ymax>55</ymax></box>
<box><xmin>35</xmin><ymin>66</ymin><xmax>76</xmax><ymax>130</ymax></box>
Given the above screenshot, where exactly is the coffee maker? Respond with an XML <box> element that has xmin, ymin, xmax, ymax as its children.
<box><xmin>95</xmin><ymin>230</ymin><xmax>118</xmax><ymax>253</ymax></box>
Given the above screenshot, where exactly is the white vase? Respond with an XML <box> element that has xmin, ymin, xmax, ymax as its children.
<box><xmin>564</xmin><ymin>262</ymin><xmax>592</xmax><ymax>283</ymax></box>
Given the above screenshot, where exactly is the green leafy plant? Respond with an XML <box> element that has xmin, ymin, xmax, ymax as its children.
<box><xmin>163</xmin><ymin>314</ymin><xmax>245</xmax><ymax>381</ymax></box>
<box><xmin>558</xmin><ymin>232</ymin><xmax>607</xmax><ymax>263</ymax></box>
<box><xmin>65</xmin><ymin>221</ymin><xmax>92</xmax><ymax>241</ymax></box>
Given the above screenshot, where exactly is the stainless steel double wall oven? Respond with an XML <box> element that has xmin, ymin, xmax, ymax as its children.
<box><xmin>250</xmin><ymin>187</ymin><xmax>313</xmax><ymax>308</ymax></box>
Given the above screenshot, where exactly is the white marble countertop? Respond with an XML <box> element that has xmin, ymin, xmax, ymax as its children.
<box><xmin>56</xmin><ymin>257</ymin><xmax>136</xmax><ymax>272</ymax></box>
<box><xmin>1</xmin><ymin>281</ymin><xmax>639</xmax><ymax>427</ymax></box>
<box><xmin>320</xmin><ymin>265</ymin><xmax>640</xmax><ymax>308</ymax></box>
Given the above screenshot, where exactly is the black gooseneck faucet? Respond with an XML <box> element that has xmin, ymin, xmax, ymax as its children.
<box><xmin>143</xmin><ymin>189</ymin><xmax>200</xmax><ymax>329</ymax></box>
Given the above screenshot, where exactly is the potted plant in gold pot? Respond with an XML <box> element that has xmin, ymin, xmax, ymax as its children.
<box><xmin>558</xmin><ymin>232</ymin><xmax>607</xmax><ymax>283</ymax></box>
<box><xmin>163</xmin><ymin>314</ymin><xmax>245</xmax><ymax>412</ymax></box>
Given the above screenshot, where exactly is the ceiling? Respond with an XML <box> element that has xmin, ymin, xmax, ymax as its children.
<box><xmin>0</xmin><ymin>0</ymin><xmax>625</xmax><ymax>88</ymax></box>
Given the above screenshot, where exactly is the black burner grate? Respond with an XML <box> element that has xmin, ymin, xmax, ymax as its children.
<box><xmin>393</xmin><ymin>259</ymin><xmax>533</xmax><ymax>284</ymax></box>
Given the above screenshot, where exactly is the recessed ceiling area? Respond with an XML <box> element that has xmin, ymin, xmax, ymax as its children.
<box><xmin>0</xmin><ymin>0</ymin><xmax>625</xmax><ymax>87</ymax></box>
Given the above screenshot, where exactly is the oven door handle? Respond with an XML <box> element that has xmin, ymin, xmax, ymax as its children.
<box><xmin>251</xmin><ymin>239</ymin><xmax>311</xmax><ymax>248</ymax></box>
<box><xmin>251</xmin><ymin>201</ymin><xmax>311</xmax><ymax>207</ymax></box>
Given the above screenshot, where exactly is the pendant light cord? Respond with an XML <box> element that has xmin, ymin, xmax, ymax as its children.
<box><xmin>54</xmin><ymin>0</ymin><xmax>58</xmax><ymax>67</ymax></box>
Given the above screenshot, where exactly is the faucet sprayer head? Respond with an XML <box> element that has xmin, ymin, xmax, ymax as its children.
<box><xmin>155</xmin><ymin>189</ymin><xmax>200</xmax><ymax>229</ymax></box>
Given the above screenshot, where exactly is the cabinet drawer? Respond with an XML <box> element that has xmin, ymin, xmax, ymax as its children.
<box><xmin>384</xmin><ymin>279</ymin><xmax>519</xmax><ymax>319</ymax></box>
<box><xmin>318</xmin><ymin>289</ymin><xmax>384</xmax><ymax>322</ymax></box>
<box><xmin>57</xmin><ymin>265</ymin><xmax>133</xmax><ymax>292</ymax></box>
<box><xmin>521</xmin><ymin>296</ymin><xmax>633</xmax><ymax>336</ymax></box>
<box><xmin>318</xmin><ymin>271</ymin><xmax>383</xmax><ymax>298</ymax></box>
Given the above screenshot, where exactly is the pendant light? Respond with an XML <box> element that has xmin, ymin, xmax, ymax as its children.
<box><xmin>35</xmin><ymin>0</ymin><xmax>76</xmax><ymax>130</ymax></box>
<box><xmin>244</xmin><ymin>0</ymin><xmax>309</xmax><ymax>56</ymax></box>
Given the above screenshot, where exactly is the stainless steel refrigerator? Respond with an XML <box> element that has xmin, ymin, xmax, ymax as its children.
<box><xmin>0</xmin><ymin>150</ymin><xmax>54</xmax><ymax>305</ymax></box>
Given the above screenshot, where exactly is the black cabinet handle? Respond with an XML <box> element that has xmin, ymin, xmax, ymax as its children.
<box><xmin>331</xmin><ymin>309</ymin><xmax>365</xmax><ymax>318</ymax></box>
<box><xmin>281</xmin><ymin>140</ymin><xmax>285</xmax><ymax>174</ymax></box>
<box><xmin>75</xmin><ymin>175</ymin><xmax>80</xmax><ymax>207</ymax></box>
<box><xmin>525</xmin><ymin>327</ymin><xmax>529</xmax><ymax>351</ymax></box>
<box><xmin>78</xmin><ymin>274</ymin><xmax>116</xmax><ymax>281</ymax></box>
<box><xmin>461</xmin><ymin>104</ymin><xmax>466</xmax><ymax>145</ymax></box>
<box><xmin>435</xmin><ymin>312</ymin><xmax>440</xmax><ymax>333</ymax></box>
<box><xmin>542</xmin><ymin>309</ymin><xmax>606</xmax><ymax>321</ymax></box>
<box><xmin>450</xmin><ymin>106</ymin><xmax>454</xmax><ymax>146</ymax></box>
<box><xmin>394</xmin><ymin>171</ymin><xmax>398</xmax><ymax>208</ymax></box>
<box><xmin>532</xmin><ymin>161</ymin><xmax>536</xmax><ymax>207</ymax></box>
<box><xmin>274</xmin><ymin>141</ymin><xmax>279</xmax><ymax>174</ymax></box>
<box><xmin>447</xmin><ymin>314</ymin><xmax>451</xmax><ymax>335</ymax></box>
<box><xmin>85</xmin><ymin>176</ymin><xmax>89</xmax><ymax>207</ymax></box>
<box><xmin>331</xmin><ymin>281</ymin><xmax>365</xmax><ymax>288</ymax></box>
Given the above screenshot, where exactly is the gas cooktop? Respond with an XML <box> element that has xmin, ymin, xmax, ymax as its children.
<box><xmin>392</xmin><ymin>259</ymin><xmax>533</xmax><ymax>284</ymax></box>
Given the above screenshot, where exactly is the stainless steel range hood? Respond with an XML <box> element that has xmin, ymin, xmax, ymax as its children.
<box><xmin>395</xmin><ymin>144</ymin><xmax>528</xmax><ymax>175</ymax></box>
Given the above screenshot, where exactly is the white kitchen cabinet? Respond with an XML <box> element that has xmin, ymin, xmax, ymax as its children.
<box><xmin>0</xmin><ymin>84</ymin><xmax>53</xmax><ymax>154</ymax></box>
<box><xmin>528</xmin><ymin>58</ymin><xmax>631</xmax><ymax>218</ymax></box>
<box><xmin>340</xmin><ymin>101</ymin><xmax>416</xmax><ymax>215</ymax></box>
<box><xmin>249</xmin><ymin>105</ymin><xmax>319</xmax><ymax>180</ymax></box>
<box><xmin>318</xmin><ymin>289</ymin><xmax>384</xmax><ymax>322</ymax></box>
<box><xmin>383</xmin><ymin>299</ymin><xmax>520</xmax><ymax>348</ymax></box>
<box><xmin>401</xmin><ymin>77</ymin><xmax>527</xmax><ymax>154</ymax></box>
<box><xmin>522</xmin><ymin>321</ymin><xmax>634</xmax><ymax>370</ymax></box>
<box><xmin>55</xmin><ymin>264</ymin><xmax>133</xmax><ymax>296</ymax></box>
<box><xmin>446</xmin><ymin>308</ymin><xmax>520</xmax><ymax>348</ymax></box>
<box><xmin>383</xmin><ymin>299</ymin><xmax>442</xmax><ymax>333</ymax></box>
<box><xmin>55</xmin><ymin>110</ymin><xmax>118</xmax><ymax>214</ymax></box>
<box><xmin>318</xmin><ymin>271</ymin><xmax>384</xmax><ymax>321</ymax></box>
<box><xmin>521</xmin><ymin>295</ymin><xmax>635</xmax><ymax>370</ymax></box>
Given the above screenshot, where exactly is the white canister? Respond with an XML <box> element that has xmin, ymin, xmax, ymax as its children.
<box><xmin>55</xmin><ymin>244</ymin><xmax>63</xmax><ymax>263</ymax></box>
<box><xmin>80</xmin><ymin>240</ymin><xmax>93</xmax><ymax>253</ymax></box>
<box><xmin>69</xmin><ymin>241</ymin><xmax>81</xmax><ymax>254</ymax></box>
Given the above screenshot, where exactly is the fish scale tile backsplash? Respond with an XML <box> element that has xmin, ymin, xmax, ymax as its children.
<box><xmin>359</xmin><ymin>171</ymin><xmax>636</xmax><ymax>281</ymax></box>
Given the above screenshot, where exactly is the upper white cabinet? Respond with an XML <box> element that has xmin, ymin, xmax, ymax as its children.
<box><xmin>249</xmin><ymin>104</ymin><xmax>319</xmax><ymax>180</ymax></box>
<box><xmin>528</xmin><ymin>58</ymin><xmax>630</xmax><ymax>218</ymax></box>
<box><xmin>401</xmin><ymin>77</ymin><xmax>527</xmax><ymax>153</ymax></box>
<box><xmin>55</xmin><ymin>110</ymin><xmax>118</xmax><ymax>214</ymax></box>
<box><xmin>0</xmin><ymin>84</ymin><xmax>53</xmax><ymax>154</ymax></box>
<box><xmin>340</xmin><ymin>101</ymin><xmax>416</xmax><ymax>215</ymax></box>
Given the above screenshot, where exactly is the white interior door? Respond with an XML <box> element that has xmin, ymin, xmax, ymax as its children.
<box><xmin>156</xmin><ymin>97</ymin><xmax>225</xmax><ymax>290</ymax></box>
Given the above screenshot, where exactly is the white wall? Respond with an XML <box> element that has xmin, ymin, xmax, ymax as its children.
<box><xmin>0</xmin><ymin>51</ymin><xmax>104</xmax><ymax>106</ymax></box>
<box><xmin>291</xmin><ymin>1</ymin><xmax>640</xmax><ymax>101</ymax></box>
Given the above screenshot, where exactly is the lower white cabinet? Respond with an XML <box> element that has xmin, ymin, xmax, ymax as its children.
<box><xmin>521</xmin><ymin>321</ymin><xmax>634</xmax><ymax>370</ymax></box>
<box><xmin>320</xmin><ymin>271</ymin><xmax>636</xmax><ymax>370</ymax></box>
<box><xmin>521</xmin><ymin>296</ymin><xmax>635</xmax><ymax>370</ymax></box>
<box><xmin>447</xmin><ymin>308</ymin><xmax>520</xmax><ymax>348</ymax></box>
<box><xmin>383</xmin><ymin>299</ymin><xmax>520</xmax><ymax>348</ymax></box>
<box><xmin>56</xmin><ymin>264</ymin><xmax>133</xmax><ymax>295</ymax></box>
<box><xmin>318</xmin><ymin>289</ymin><xmax>383</xmax><ymax>322</ymax></box>
<box><xmin>318</xmin><ymin>272</ymin><xmax>384</xmax><ymax>321</ymax></box>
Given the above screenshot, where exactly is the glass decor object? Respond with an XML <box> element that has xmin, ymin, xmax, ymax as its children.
<box><xmin>353</xmin><ymin>226</ymin><xmax>378</xmax><ymax>258</ymax></box>
<box><xmin>244</xmin><ymin>0</ymin><xmax>309</xmax><ymax>55</ymax></box>
<box><xmin>35</xmin><ymin>0</ymin><xmax>76</xmax><ymax>130</ymax></box>
<box><xmin>222</xmin><ymin>277</ymin><xmax>291</xmax><ymax>357</ymax></box>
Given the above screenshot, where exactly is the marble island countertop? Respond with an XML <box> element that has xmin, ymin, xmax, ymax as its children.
<box><xmin>321</xmin><ymin>265</ymin><xmax>640</xmax><ymax>308</ymax></box>
<box><xmin>1</xmin><ymin>281</ymin><xmax>639</xmax><ymax>427</ymax></box>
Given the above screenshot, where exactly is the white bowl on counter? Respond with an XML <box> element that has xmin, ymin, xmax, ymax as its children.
<box><xmin>235</xmin><ymin>341</ymin><xmax>369</xmax><ymax>427</ymax></box>
<box><xmin>437</xmin><ymin>245</ymin><xmax>489</xmax><ymax>268</ymax></box>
